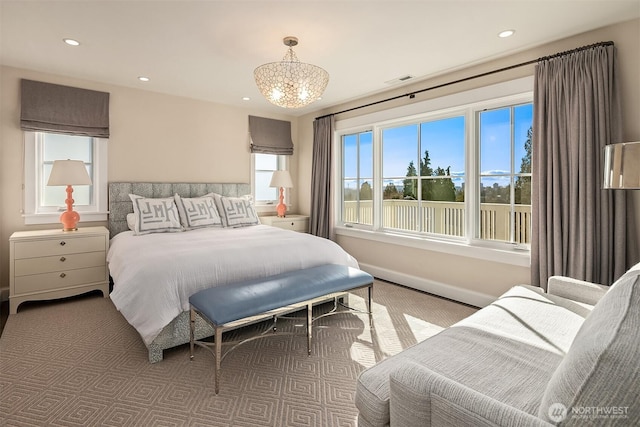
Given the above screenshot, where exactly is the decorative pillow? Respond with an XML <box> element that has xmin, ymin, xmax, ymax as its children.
<box><xmin>129</xmin><ymin>194</ymin><xmax>182</xmax><ymax>235</ymax></box>
<box><xmin>538</xmin><ymin>270</ymin><xmax>640</xmax><ymax>424</ymax></box>
<box><xmin>213</xmin><ymin>194</ymin><xmax>260</xmax><ymax>227</ymax></box>
<box><xmin>174</xmin><ymin>194</ymin><xmax>222</xmax><ymax>229</ymax></box>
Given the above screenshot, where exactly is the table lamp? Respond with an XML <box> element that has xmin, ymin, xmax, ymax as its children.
<box><xmin>47</xmin><ymin>159</ymin><xmax>92</xmax><ymax>231</ymax></box>
<box><xmin>269</xmin><ymin>170</ymin><xmax>293</xmax><ymax>217</ymax></box>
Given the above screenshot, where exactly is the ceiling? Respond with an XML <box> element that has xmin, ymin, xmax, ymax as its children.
<box><xmin>2</xmin><ymin>1</ymin><xmax>639</xmax><ymax>117</ymax></box>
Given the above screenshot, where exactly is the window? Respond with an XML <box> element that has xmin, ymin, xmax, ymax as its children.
<box><xmin>252</xmin><ymin>153</ymin><xmax>289</xmax><ymax>207</ymax></box>
<box><xmin>24</xmin><ymin>131</ymin><xmax>108</xmax><ymax>224</ymax></box>
<box><xmin>478</xmin><ymin>104</ymin><xmax>533</xmax><ymax>244</ymax></box>
<box><xmin>341</xmin><ymin>131</ymin><xmax>372</xmax><ymax>225</ymax></box>
<box><xmin>335</xmin><ymin>78</ymin><xmax>533</xmax><ymax>262</ymax></box>
<box><xmin>381</xmin><ymin>116</ymin><xmax>465</xmax><ymax>236</ymax></box>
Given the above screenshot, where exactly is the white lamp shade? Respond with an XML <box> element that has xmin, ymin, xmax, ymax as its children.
<box><xmin>47</xmin><ymin>159</ymin><xmax>92</xmax><ymax>186</ymax></box>
<box><xmin>603</xmin><ymin>142</ymin><xmax>640</xmax><ymax>189</ymax></box>
<box><xmin>269</xmin><ymin>170</ymin><xmax>293</xmax><ymax>188</ymax></box>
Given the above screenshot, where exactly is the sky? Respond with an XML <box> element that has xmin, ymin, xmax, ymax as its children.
<box><xmin>343</xmin><ymin>103</ymin><xmax>533</xmax><ymax>190</ymax></box>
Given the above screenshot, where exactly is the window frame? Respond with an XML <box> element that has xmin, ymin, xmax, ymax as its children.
<box><xmin>251</xmin><ymin>153</ymin><xmax>291</xmax><ymax>214</ymax></box>
<box><xmin>334</xmin><ymin>77</ymin><xmax>533</xmax><ymax>267</ymax></box>
<box><xmin>341</xmin><ymin>129</ymin><xmax>374</xmax><ymax>227</ymax></box>
<box><xmin>473</xmin><ymin>102</ymin><xmax>533</xmax><ymax>248</ymax></box>
<box><xmin>23</xmin><ymin>131</ymin><xmax>108</xmax><ymax>225</ymax></box>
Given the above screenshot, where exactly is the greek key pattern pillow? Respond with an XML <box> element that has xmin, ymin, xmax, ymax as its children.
<box><xmin>214</xmin><ymin>195</ymin><xmax>260</xmax><ymax>227</ymax></box>
<box><xmin>129</xmin><ymin>194</ymin><xmax>182</xmax><ymax>235</ymax></box>
<box><xmin>174</xmin><ymin>194</ymin><xmax>222</xmax><ymax>229</ymax></box>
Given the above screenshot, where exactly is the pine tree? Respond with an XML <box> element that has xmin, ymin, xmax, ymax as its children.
<box><xmin>515</xmin><ymin>127</ymin><xmax>532</xmax><ymax>204</ymax></box>
<box><xmin>403</xmin><ymin>161</ymin><xmax>417</xmax><ymax>199</ymax></box>
<box><xmin>360</xmin><ymin>181</ymin><xmax>372</xmax><ymax>200</ymax></box>
<box><xmin>420</xmin><ymin>150</ymin><xmax>434</xmax><ymax>200</ymax></box>
<box><xmin>384</xmin><ymin>183</ymin><xmax>401</xmax><ymax>199</ymax></box>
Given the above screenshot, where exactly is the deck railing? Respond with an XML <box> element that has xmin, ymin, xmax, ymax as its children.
<box><xmin>343</xmin><ymin>200</ymin><xmax>531</xmax><ymax>244</ymax></box>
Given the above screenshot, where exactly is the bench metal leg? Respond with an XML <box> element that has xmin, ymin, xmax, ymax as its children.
<box><xmin>189</xmin><ymin>308</ymin><xmax>195</xmax><ymax>360</ymax></box>
<box><xmin>214</xmin><ymin>327</ymin><xmax>222</xmax><ymax>394</ymax></box>
<box><xmin>368</xmin><ymin>284</ymin><xmax>374</xmax><ymax>327</ymax></box>
<box><xmin>307</xmin><ymin>302</ymin><xmax>312</xmax><ymax>355</ymax></box>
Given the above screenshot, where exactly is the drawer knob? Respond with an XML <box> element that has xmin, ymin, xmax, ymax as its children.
<box><xmin>60</xmin><ymin>256</ymin><xmax>66</xmax><ymax>262</ymax></box>
<box><xmin>60</xmin><ymin>273</ymin><xmax>66</xmax><ymax>278</ymax></box>
<box><xmin>291</xmin><ymin>222</ymin><xmax>295</xmax><ymax>226</ymax></box>
<box><xmin>59</xmin><ymin>241</ymin><xmax>66</xmax><ymax>246</ymax></box>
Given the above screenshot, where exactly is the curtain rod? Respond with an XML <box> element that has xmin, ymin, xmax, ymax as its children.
<box><xmin>315</xmin><ymin>40</ymin><xmax>614</xmax><ymax>120</ymax></box>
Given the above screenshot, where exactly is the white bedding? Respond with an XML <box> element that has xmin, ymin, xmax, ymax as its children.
<box><xmin>108</xmin><ymin>225</ymin><xmax>359</xmax><ymax>345</ymax></box>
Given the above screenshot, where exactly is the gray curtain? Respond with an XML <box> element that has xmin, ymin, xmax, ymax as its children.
<box><xmin>532</xmin><ymin>44</ymin><xmax>627</xmax><ymax>289</ymax></box>
<box><xmin>248</xmin><ymin>115</ymin><xmax>294</xmax><ymax>155</ymax></box>
<box><xmin>20</xmin><ymin>79</ymin><xmax>110</xmax><ymax>137</ymax></box>
<box><xmin>310</xmin><ymin>116</ymin><xmax>334</xmax><ymax>239</ymax></box>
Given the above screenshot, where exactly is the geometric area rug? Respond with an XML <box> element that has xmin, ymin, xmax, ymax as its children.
<box><xmin>0</xmin><ymin>280</ymin><xmax>477</xmax><ymax>426</ymax></box>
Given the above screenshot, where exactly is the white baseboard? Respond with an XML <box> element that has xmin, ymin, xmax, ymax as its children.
<box><xmin>358</xmin><ymin>263</ymin><xmax>495</xmax><ymax>308</ymax></box>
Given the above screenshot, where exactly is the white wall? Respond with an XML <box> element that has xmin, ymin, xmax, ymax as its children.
<box><xmin>0</xmin><ymin>66</ymin><xmax>298</xmax><ymax>296</ymax></box>
<box><xmin>297</xmin><ymin>19</ymin><xmax>640</xmax><ymax>306</ymax></box>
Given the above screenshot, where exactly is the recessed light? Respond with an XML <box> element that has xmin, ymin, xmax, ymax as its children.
<box><xmin>242</xmin><ymin>97</ymin><xmax>250</xmax><ymax>101</ymax></box>
<box><xmin>138</xmin><ymin>76</ymin><xmax>150</xmax><ymax>82</ymax></box>
<box><xmin>63</xmin><ymin>38</ymin><xmax>80</xmax><ymax>46</ymax></box>
<box><xmin>498</xmin><ymin>30</ymin><xmax>515</xmax><ymax>38</ymax></box>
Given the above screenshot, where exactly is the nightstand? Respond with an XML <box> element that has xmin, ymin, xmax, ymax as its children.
<box><xmin>9</xmin><ymin>226</ymin><xmax>110</xmax><ymax>314</ymax></box>
<box><xmin>260</xmin><ymin>214</ymin><xmax>309</xmax><ymax>233</ymax></box>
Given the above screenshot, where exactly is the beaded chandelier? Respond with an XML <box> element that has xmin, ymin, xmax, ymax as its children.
<box><xmin>254</xmin><ymin>37</ymin><xmax>329</xmax><ymax>109</ymax></box>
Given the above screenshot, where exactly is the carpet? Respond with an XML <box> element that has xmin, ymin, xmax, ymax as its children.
<box><xmin>0</xmin><ymin>280</ymin><xmax>477</xmax><ymax>426</ymax></box>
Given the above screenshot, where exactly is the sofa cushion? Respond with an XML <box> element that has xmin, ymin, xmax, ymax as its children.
<box><xmin>538</xmin><ymin>270</ymin><xmax>640</xmax><ymax>425</ymax></box>
<box><xmin>356</xmin><ymin>285</ymin><xmax>586</xmax><ymax>426</ymax></box>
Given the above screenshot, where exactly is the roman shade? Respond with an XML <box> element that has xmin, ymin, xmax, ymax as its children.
<box><xmin>20</xmin><ymin>79</ymin><xmax>110</xmax><ymax>138</ymax></box>
<box><xmin>248</xmin><ymin>115</ymin><xmax>293</xmax><ymax>155</ymax></box>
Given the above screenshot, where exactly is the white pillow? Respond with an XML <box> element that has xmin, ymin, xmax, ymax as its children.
<box><xmin>213</xmin><ymin>194</ymin><xmax>260</xmax><ymax>227</ymax></box>
<box><xmin>129</xmin><ymin>194</ymin><xmax>182</xmax><ymax>235</ymax></box>
<box><xmin>126</xmin><ymin>213</ymin><xmax>136</xmax><ymax>230</ymax></box>
<box><xmin>174</xmin><ymin>194</ymin><xmax>222</xmax><ymax>229</ymax></box>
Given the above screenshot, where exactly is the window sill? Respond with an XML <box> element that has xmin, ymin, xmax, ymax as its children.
<box><xmin>334</xmin><ymin>226</ymin><xmax>530</xmax><ymax>267</ymax></box>
<box><xmin>23</xmin><ymin>211</ymin><xmax>108</xmax><ymax>225</ymax></box>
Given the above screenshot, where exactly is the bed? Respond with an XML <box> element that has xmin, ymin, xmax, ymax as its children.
<box><xmin>107</xmin><ymin>182</ymin><xmax>359</xmax><ymax>362</ymax></box>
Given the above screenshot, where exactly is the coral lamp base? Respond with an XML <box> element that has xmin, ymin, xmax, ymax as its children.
<box><xmin>60</xmin><ymin>185</ymin><xmax>80</xmax><ymax>231</ymax></box>
<box><xmin>276</xmin><ymin>186</ymin><xmax>287</xmax><ymax>217</ymax></box>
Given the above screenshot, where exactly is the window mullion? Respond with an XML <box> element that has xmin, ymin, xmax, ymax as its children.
<box><xmin>417</xmin><ymin>126</ymin><xmax>423</xmax><ymax>233</ymax></box>
<box><xmin>372</xmin><ymin>127</ymin><xmax>382</xmax><ymax>230</ymax></box>
<box><xmin>509</xmin><ymin>106</ymin><xmax>516</xmax><ymax>244</ymax></box>
<box><xmin>36</xmin><ymin>133</ymin><xmax>46</xmax><ymax>213</ymax></box>
<box><xmin>467</xmin><ymin>108</ymin><xmax>478</xmax><ymax>243</ymax></box>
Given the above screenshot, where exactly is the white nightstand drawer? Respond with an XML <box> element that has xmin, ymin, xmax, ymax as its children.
<box><xmin>14</xmin><ymin>235</ymin><xmax>106</xmax><ymax>259</ymax></box>
<box><xmin>277</xmin><ymin>219</ymin><xmax>308</xmax><ymax>232</ymax></box>
<box><xmin>14</xmin><ymin>266</ymin><xmax>107</xmax><ymax>294</ymax></box>
<box><xmin>14</xmin><ymin>251</ymin><xmax>106</xmax><ymax>276</ymax></box>
<box><xmin>260</xmin><ymin>215</ymin><xmax>309</xmax><ymax>233</ymax></box>
<box><xmin>9</xmin><ymin>226</ymin><xmax>110</xmax><ymax>314</ymax></box>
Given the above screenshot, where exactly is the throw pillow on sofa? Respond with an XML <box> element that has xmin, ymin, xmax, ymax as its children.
<box><xmin>538</xmin><ymin>270</ymin><xmax>640</xmax><ymax>425</ymax></box>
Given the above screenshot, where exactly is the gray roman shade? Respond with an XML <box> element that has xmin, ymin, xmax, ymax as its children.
<box><xmin>248</xmin><ymin>115</ymin><xmax>293</xmax><ymax>155</ymax></box>
<box><xmin>20</xmin><ymin>79</ymin><xmax>110</xmax><ymax>138</ymax></box>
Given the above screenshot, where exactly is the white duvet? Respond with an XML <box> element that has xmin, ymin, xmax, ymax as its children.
<box><xmin>108</xmin><ymin>225</ymin><xmax>359</xmax><ymax>345</ymax></box>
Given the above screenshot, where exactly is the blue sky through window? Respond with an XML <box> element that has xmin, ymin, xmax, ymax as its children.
<box><xmin>343</xmin><ymin>103</ymin><xmax>532</xmax><ymax>191</ymax></box>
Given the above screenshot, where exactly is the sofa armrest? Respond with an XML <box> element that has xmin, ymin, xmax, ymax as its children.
<box><xmin>389</xmin><ymin>361</ymin><xmax>551</xmax><ymax>427</ymax></box>
<box><xmin>547</xmin><ymin>276</ymin><xmax>609</xmax><ymax>305</ymax></box>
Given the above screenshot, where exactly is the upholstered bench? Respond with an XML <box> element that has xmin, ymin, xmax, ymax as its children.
<box><xmin>189</xmin><ymin>264</ymin><xmax>374</xmax><ymax>393</ymax></box>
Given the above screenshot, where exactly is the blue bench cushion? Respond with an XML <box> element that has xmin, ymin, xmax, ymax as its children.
<box><xmin>189</xmin><ymin>264</ymin><xmax>373</xmax><ymax>326</ymax></box>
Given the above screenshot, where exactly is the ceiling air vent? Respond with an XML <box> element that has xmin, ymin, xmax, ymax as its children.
<box><xmin>385</xmin><ymin>75</ymin><xmax>414</xmax><ymax>85</ymax></box>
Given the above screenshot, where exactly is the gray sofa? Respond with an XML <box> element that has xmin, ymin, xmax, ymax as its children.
<box><xmin>355</xmin><ymin>263</ymin><xmax>640</xmax><ymax>426</ymax></box>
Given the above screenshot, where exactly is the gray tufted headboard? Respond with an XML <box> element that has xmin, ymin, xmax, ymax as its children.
<box><xmin>108</xmin><ymin>182</ymin><xmax>251</xmax><ymax>238</ymax></box>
